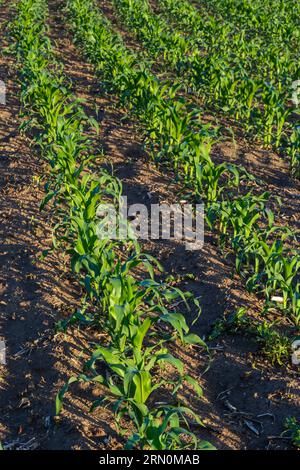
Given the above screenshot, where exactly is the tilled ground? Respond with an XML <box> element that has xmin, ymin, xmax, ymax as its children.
<box><xmin>0</xmin><ymin>0</ymin><xmax>299</xmax><ymax>450</ymax></box>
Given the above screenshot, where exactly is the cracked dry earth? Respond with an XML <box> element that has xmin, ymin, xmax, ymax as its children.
<box><xmin>0</xmin><ymin>0</ymin><xmax>299</xmax><ymax>450</ymax></box>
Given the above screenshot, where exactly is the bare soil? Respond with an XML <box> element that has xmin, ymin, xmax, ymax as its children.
<box><xmin>0</xmin><ymin>0</ymin><xmax>299</xmax><ymax>451</ymax></box>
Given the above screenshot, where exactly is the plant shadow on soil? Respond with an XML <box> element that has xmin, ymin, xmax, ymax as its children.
<box><xmin>0</xmin><ymin>0</ymin><xmax>299</xmax><ymax>450</ymax></box>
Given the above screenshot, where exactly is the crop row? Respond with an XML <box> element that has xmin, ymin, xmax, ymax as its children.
<box><xmin>65</xmin><ymin>0</ymin><xmax>300</xmax><ymax>326</ymax></box>
<box><xmin>10</xmin><ymin>0</ymin><xmax>215</xmax><ymax>450</ymax></box>
<box><xmin>191</xmin><ymin>0</ymin><xmax>300</xmax><ymax>50</ymax></box>
<box><xmin>111</xmin><ymin>0</ymin><xmax>300</xmax><ymax>177</ymax></box>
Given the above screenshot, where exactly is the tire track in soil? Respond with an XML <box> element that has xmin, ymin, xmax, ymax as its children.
<box><xmin>46</xmin><ymin>0</ymin><xmax>300</xmax><ymax>450</ymax></box>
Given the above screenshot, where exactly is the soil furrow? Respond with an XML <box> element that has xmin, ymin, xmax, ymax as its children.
<box><xmin>44</xmin><ymin>0</ymin><xmax>300</xmax><ymax>450</ymax></box>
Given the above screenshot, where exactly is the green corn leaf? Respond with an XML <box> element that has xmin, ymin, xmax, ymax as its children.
<box><xmin>56</xmin><ymin>376</ymin><xmax>78</xmax><ymax>415</ymax></box>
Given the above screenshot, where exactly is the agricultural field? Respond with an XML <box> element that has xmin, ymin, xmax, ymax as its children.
<box><xmin>0</xmin><ymin>0</ymin><xmax>299</xmax><ymax>454</ymax></box>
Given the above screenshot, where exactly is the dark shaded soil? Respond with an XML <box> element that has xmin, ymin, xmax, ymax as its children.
<box><xmin>0</xmin><ymin>0</ymin><xmax>299</xmax><ymax>451</ymax></box>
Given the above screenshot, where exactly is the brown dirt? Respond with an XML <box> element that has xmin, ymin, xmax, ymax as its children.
<box><xmin>0</xmin><ymin>0</ymin><xmax>299</xmax><ymax>451</ymax></box>
<box><xmin>0</xmin><ymin>1</ymin><xmax>120</xmax><ymax>451</ymax></box>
